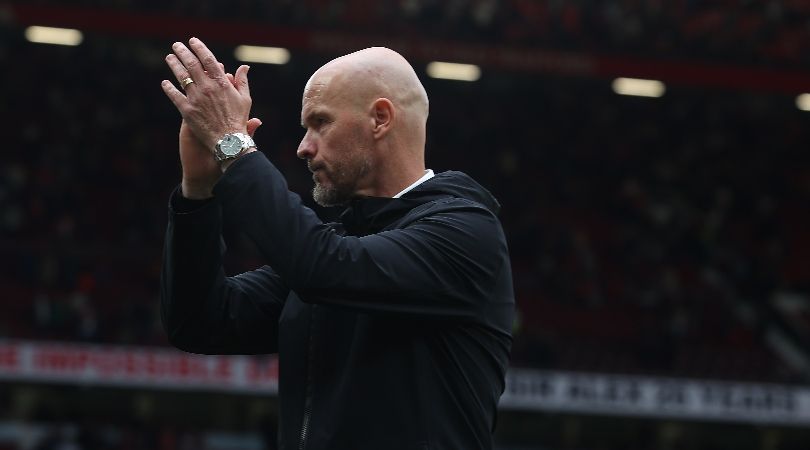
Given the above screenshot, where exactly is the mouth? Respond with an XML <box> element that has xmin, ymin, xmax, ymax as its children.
<box><xmin>310</xmin><ymin>166</ymin><xmax>325</xmax><ymax>184</ymax></box>
<box><xmin>308</xmin><ymin>162</ymin><xmax>327</xmax><ymax>184</ymax></box>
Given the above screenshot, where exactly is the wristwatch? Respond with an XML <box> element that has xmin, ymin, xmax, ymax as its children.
<box><xmin>214</xmin><ymin>132</ymin><xmax>256</xmax><ymax>162</ymax></box>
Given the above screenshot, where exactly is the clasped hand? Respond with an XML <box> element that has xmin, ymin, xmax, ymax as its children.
<box><xmin>161</xmin><ymin>37</ymin><xmax>261</xmax><ymax>198</ymax></box>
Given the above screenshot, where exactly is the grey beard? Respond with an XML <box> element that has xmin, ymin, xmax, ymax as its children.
<box><xmin>312</xmin><ymin>182</ymin><xmax>351</xmax><ymax>207</ymax></box>
<box><xmin>311</xmin><ymin>155</ymin><xmax>371</xmax><ymax>207</ymax></box>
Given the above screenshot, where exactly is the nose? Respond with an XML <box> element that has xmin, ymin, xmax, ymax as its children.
<box><xmin>297</xmin><ymin>131</ymin><xmax>316</xmax><ymax>160</ymax></box>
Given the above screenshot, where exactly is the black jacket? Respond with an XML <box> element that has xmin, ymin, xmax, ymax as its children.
<box><xmin>161</xmin><ymin>152</ymin><xmax>515</xmax><ymax>450</ymax></box>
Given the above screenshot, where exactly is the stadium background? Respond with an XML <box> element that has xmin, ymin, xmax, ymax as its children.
<box><xmin>2</xmin><ymin>1</ymin><xmax>810</xmax><ymax>449</ymax></box>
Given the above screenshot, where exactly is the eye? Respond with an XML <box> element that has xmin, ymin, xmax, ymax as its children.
<box><xmin>303</xmin><ymin>113</ymin><xmax>330</xmax><ymax>130</ymax></box>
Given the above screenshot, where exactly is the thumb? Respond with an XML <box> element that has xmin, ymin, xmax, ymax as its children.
<box><xmin>247</xmin><ymin>117</ymin><xmax>262</xmax><ymax>137</ymax></box>
<box><xmin>235</xmin><ymin>65</ymin><xmax>251</xmax><ymax>98</ymax></box>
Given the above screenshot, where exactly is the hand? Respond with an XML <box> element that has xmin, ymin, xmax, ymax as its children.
<box><xmin>161</xmin><ymin>38</ymin><xmax>260</xmax><ymax>199</ymax></box>
<box><xmin>161</xmin><ymin>37</ymin><xmax>252</xmax><ymax>151</ymax></box>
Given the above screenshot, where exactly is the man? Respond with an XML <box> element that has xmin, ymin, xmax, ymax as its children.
<box><xmin>160</xmin><ymin>38</ymin><xmax>515</xmax><ymax>450</ymax></box>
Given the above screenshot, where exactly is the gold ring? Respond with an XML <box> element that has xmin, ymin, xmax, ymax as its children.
<box><xmin>180</xmin><ymin>77</ymin><xmax>195</xmax><ymax>89</ymax></box>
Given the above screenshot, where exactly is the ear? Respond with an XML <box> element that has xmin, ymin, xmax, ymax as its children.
<box><xmin>371</xmin><ymin>98</ymin><xmax>394</xmax><ymax>139</ymax></box>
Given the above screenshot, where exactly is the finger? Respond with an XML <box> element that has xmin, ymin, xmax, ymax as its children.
<box><xmin>226</xmin><ymin>73</ymin><xmax>235</xmax><ymax>86</ymax></box>
<box><xmin>234</xmin><ymin>65</ymin><xmax>251</xmax><ymax>98</ymax></box>
<box><xmin>161</xmin><ymin>80</ymin><xmax>187</xmax><ymax>110</ymax></box>
<box><xmin>165</xmin><ymin>54</ymin><xmax>194</xmax><ymax>87</ymax></box>
<box><xmin>171</xmin><ymin>41</ymin><xmax>206</xmax><ymax>80</ymax></box>
<box><xmin>188</xmin><ymin>37</ymin><xmax>225</xmax><ymax>78</ymax></box>
<box><xmin>247</xmin><ymin>117</ymin><xmax>263</xmax><ymax>137</ymax></box>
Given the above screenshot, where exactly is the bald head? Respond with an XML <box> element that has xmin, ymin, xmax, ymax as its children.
<box><xmin>304</xmin><ymin>47</ymin><xmax>429</xmax><ymax>148</ymax></box>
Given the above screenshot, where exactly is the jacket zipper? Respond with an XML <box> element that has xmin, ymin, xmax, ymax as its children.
<box><xmin>299</xmin><ymin>305</ymin><xmax>318</xmax><ymax>450</ymax></box>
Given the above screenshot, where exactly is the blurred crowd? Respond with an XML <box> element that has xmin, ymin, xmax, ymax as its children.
<box><xmin>16</xmin><ymin>0</ymin><xmax>810</xmax><ymax>67</ymax></box>
<box><xmin>1</xmin><ymin>11</ymin><xmax>810</xmax><ymax>385</ymax></box>
<box><xmin>0</xmin><ymin>421</ymin><xmax>274</xmax><ymax>450</ymax></box>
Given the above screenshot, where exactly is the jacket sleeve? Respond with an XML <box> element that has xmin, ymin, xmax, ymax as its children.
<box><xmin>214</xmin><ymin>152</ymin><xmax>509</xmax><ymax>320</ymax></box>
<box><xmin>160</xmin><ymin>187</ymin><xmax>289</xmax><ymax>354</ymax></box>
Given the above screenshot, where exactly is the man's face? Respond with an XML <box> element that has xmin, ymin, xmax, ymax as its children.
<box><xmin>297</xmin><ymin>73</ymin><xmax>372</xmax><ymax>207</ymax></box>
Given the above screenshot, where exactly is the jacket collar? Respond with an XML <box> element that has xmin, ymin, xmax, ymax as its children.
<box><xmin>339</xmin><ymin>195</ymin><xmax>443</xmax><ymax>236</ymax></box>
<box><xmin>337</xmin><ymin>170</ymin><xmax>499</xmax><ymax>236</ymax></box>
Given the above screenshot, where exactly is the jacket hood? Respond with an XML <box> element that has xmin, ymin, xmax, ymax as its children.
<box><xmin>406</xmin><ymin>170</ymin><xmax>501</xmax><ymax>214</ymax></box>
<box><xmin>339</xmin><ymin>171</ymin><xmax>500</xmax><ymax>236</ymax></box>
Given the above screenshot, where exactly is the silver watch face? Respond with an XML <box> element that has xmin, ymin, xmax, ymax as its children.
<box><xmin>220</xmin><ymin>135</ymin><xmax>243</xmax><ymax>156</ymax></box>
